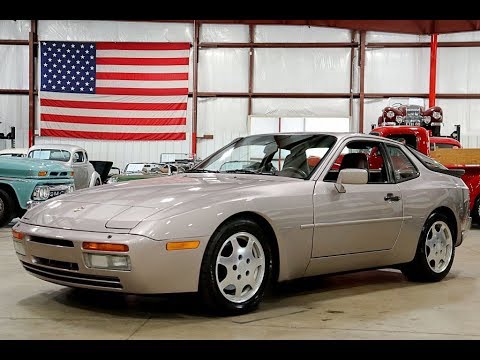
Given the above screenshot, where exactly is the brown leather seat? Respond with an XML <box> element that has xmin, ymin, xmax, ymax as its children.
<box><xmin>339</xmin><ymin>153</ymin><xmax>369</xmax><ymax>171</ymax></box>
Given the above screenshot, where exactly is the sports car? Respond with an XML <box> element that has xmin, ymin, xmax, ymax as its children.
<box><xmin>12</xmin><ymin>132</ymin><xmax>471</xmax><ymax>315</ymax></box>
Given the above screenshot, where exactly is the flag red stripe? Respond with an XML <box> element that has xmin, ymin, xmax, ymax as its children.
<box><xmin>96</xmin><ymin>72</ymin><xmax>189</xmax><ymax>81</ymax></box>
<box><xmin>96</xmin><ymin>42</ymin><xmax>191</xmax><ymax>51</ymax></box>
<box><xmin>96</xmin><ymin>57</ymin><xmax>189</xmax><ymax>66</ymax></box>
<box><xmin>41</xmin><ymin>114</ymin><xmax>186</xmax><ymax>126</ymax></box>
<box><xmin>41</xmin><ymin>129</ymin><xmax>186</xmax><ymax>141</ymax></box>
<box><xmin>96</xmin><ymin>87</ymin><xmax>188</xmax><ymax>96</ymax></box>
<box><xmin>40</xmin><ymin>98</ymin><xmax>187</xmax><ymax>111</ymax></box>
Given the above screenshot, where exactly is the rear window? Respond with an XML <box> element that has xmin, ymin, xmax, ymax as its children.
<box><xmin>407</xmin><ymin>146</ymin><xmax>448</xmax><ymax>170</ymax></box>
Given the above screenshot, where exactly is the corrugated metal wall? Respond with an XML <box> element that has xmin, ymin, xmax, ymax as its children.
<box><xmin>3</xmin><ymin>21</ymin><xmax>480</xmax><ymax>165</ymax></box>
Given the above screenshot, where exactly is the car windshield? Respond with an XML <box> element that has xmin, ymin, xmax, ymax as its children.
<box><xmin>193</xmin><ymin>134</ymin><xmax>337</xmax><ymax>179</ymax></box>
<box><xmin>28</xmin><ymin>149</ymin><xmax>71</xmax><ymax>162</ymax></box>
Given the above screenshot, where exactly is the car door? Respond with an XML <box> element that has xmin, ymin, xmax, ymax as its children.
<box><xmin>72</xmin><ymin>151</ymin><xmax>88</xmax><ymax>188</ymax></box>
<box><xmin>312</xmin><ymin>139</ymin><xmax>404</xmax><ymax>257</ymax></box>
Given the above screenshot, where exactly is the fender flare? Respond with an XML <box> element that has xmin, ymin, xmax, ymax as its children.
<box><xmin>88</xmin><ymin>171</ymin><xmax>102</xmax><ymax>187</ymax></box>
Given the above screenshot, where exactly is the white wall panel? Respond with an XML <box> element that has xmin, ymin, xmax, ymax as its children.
<box><xmin>366</xmin><ymin>31</ymin><xmax>429</xmax><ymax>43</ymax></box>
<box><xmin>435</xmin><ymin>99</ymin><xmax>480</xmax><ymax>148</ymax></box>
<box><xmin>437</xmin><ymin>47</ymin><xmax>480</xmax><ymax>94</ymax></box>
<box><xmin>0</xmin><ymin>95</ymin><xmax>29</xmax><ymax>150</ymax></box>
<box><xmin>252</xmin><ymin>98</ymin><xmax>350</xmax><ymax>118</ymax></box>
<box><xmin>200</xmin><ymin>24</ymin><xmax>249</xmax><ymax>43</ymax></box>
<box><xmin>196</xmin><ymin>98</ymin><xmax>248</xmax><ymax>159</ymax></box>
<box><xmin>438</xmin><ymin>31</ymin><xmax>480</xmax><ymax>42</ymax></box>
<box><xmin>254</xmin><ymin>48</ymin><xmax>351</xmax><ymax>93</ymax></box>
<box><xmin>35</xmin><ymin>98</ymin><xmax>192</xmax><ymax>170</ymax></box>
<box><xmin>198</xmin><ymin>49</ymin><xmax>249</xmax><ymax>92</ymax></box>
<box><xmin>0</xmin><ymin>46</ymin><xmax>29</xmax><ymax>89</ymax></box>
<box><xmin>38</xmin><ymin>20</ymin><xmax>193</xmax><ymax>42</ymax></box>
<box><xmin>0</xmin><ymin>20</ymin><xmax>30</xmax><ymax>40</ymax></box>
<box><xmin>255</xmin><ymin>25</ymin><xmax>351</xmax><ymax>42</ymax></box>
<box><xmin>365</xmin><ymin>48</ymin><xmax>430</xmax><ymax>93</ymax></box>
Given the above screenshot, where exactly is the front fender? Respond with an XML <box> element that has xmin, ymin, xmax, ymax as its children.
<box><xmin>88</xmin><ymin>171</ymin><xmax>101</xmax><ymax>187</ymax></box>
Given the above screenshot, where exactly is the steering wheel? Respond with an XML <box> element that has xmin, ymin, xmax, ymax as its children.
<box><xmin>281</xmin><ymin>166</ymin><xmax>308</xmax><ymax>179</ymax></box>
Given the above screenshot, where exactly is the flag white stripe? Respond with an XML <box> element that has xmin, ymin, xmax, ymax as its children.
<box><xmin>40</xmin><ymin>91</ymin><xmax>187</xmax><ymax>103</ymax></box>
<box><xmin>41</xmin><ymin>106</ymin><xmax>186</xmax><ymax>118</ymax></box>
<box><xmin>96</xmin><ymin>49</ymin><xmax>190</xmax><ymax>58</ymax></box>
<box><xmin>96</xmin><ymin>80</ymin><xmax>187</xmax><ymax>88</ymax></box>
<box><xmin>96</xmin><ymin>65</ymin><xmax>189</xmax><ymax>73</ymax></box>
<box><xmin>41</xmin><ymin>121</ymin><xmax>186</xmax><ymax>133</ymax></box>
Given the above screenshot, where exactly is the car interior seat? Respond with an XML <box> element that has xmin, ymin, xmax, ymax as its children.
<box><xmin>339</xmin><ymin>153</ymin><xmax>369</xmax><ymax>171</ymax></box>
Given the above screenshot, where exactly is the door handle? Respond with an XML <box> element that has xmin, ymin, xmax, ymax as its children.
<box><xmin>384</xmin><ymin>193</ymin><xmax>401</xmax><ymax>202</ymax></box>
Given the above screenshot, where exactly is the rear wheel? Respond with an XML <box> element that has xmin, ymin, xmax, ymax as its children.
<box><xmin>472</xmin><ymin>196</ymin><xmax>480</xmax><ymax>225</ymax></box>
<box><xmin>0</xmin><ymin>189</ymin><xmax>15</xmax><ymax>227</ymax></box>
<box><xmin>402</xmin><ymin>213</ymin><xmax>455</xmax><ymax>282</ymax></box>
<box><xmin>95</xmin><ymin>178</ymin><xmax>101</xmax><ymax>186</ymax></box>
<box><xmin>199</xmin><ymin>218</ymin><xmax>273</xmax><ymax>315</ymax></box>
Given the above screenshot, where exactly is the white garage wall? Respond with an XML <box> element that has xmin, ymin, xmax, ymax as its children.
<box><xmin>255</xmin><ymin>25</ymin><xmax>352</xmax><ymax>42</ymax></box>
<box><xmin>200</xmin><ymin>24</ymin><xmax>249</xmax><ymax>43</ymax></box>
<box><xmin>198</xmin><ymin>49</ymin><xmax>250</xmax><ymax>92</ymax></box>
<box><xmin>366</xmin><ymin>31</ymin><xmax>430</xmax><ymax>43</ymax></box>
<box><xmin>0</xmin><ymin>95</ymin><xmax>29</xmax><ymax>150</ymax></box>
<box><xmin>0</xmin><ymin>20</ymin><xmax>30</xmax><ymax>39</ymax></box>
<box><xmin>254</xmin><ymin>48</ymin><xmax>351</xmax><ymax>93</ymax></box>
<box><xmin>33</xmin><ymin>20</ymin><xmax>193</xmax><ymax>169</ymax></box>
<box><xmin>365</xmin><ymin>48</ymin><xmax>430</xmax><ymax>93</ymax></box>
<box><xmin>437</xmin><ymin>47</ymin><xmax>480</xmax><ymax>94</ymax></box>
<box><xmin>196</xmin><ymin>98</ymin><xmax>248</xmax><ymax>159</ymax></box>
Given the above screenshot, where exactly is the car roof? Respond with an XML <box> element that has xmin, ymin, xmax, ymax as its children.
<box><xmin>0</xmin><ymin>148</ymin><xmax>28</xmax><ymax>154</ymax></box>
<box><xmin>28</xmin><ymin>144</ymin><xmax>86</xmax><ymax>152</ymax></box>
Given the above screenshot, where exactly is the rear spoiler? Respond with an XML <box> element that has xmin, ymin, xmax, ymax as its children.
<box><xmin>434</xmin><ymin>168</ymin><xmax>465</xmax><ymax>178</ymax></box>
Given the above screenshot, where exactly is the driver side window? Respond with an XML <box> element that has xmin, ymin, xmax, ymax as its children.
<box><xmin>73</xmin><ymin>151</ymin><xmax>84</xmax><ymax>163</ymax></box>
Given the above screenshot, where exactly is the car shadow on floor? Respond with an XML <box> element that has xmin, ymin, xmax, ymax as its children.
<box><xmin>21</xmin><ymin>267</ymin><xmax>462</xmax><ymax>320</ymax></box>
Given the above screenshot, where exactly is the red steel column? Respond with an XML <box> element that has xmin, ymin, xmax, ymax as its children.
<box><xmin>429</xmin><ymin>33</ymin><xmax>438</xmax><ymax>107</ymax></box>
<box><xmin>192</xmin><ymin>21</ymin><xmax>199</xmax><ymax>157</ymax></box>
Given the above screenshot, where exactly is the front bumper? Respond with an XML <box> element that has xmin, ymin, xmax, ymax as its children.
<box><xmin>456</xmin><ymin>216</ymin><xmax>471</xmax><ymax>247</ymax></box>
<box><xmin>12</xmin><ymin>221</ymin><xmax>208</xmax><ymax>294</ymax></box>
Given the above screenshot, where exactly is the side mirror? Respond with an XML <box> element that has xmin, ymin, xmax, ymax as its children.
<box><xmin>334</xmin><ymin>168</ymin><xmax>368</xmax><ymax>193</ymax></box>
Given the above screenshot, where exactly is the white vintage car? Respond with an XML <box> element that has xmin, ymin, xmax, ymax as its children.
<box><xmin>27</xmin><ymin>144</ymin><xmax>101</xmax><ymax>189</ymax></box>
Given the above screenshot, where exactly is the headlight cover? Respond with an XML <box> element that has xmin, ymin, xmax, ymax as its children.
<box><xmin>423</xmin><ymin>116</ymin><xmax>431</xmax><ymax>124</ymax></box>
<box><xmin>32</xmin><ymin>185</ymin><xmax>50</xmax><ymax>200</ymax></box>
<box><xmin>395</xmin><ymin>115</ymin><xmax>404</xmax><ymax>124</ymax></box>
<box><xmin>386</xmin><ymin>110</ymin><xmax>395</xmax><ymax>119</ymax></box>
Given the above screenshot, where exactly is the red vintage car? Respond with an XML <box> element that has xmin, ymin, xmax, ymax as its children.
<box><xmin>378</xmin><ymin>103</ymin><xmax>443</xmax><ymax>136</ymax></box>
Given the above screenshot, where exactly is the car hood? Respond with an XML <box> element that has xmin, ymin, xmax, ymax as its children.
<box><xmin>21</xmin><ymin>173</ymin><xmax>296</xmax><ymax>232</ymax></box>
<box><xmin>0</xmin><ymin>157</ymin><xmax>71</xmax><ymax>179</ymax></box>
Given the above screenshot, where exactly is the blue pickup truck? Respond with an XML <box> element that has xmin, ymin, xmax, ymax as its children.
<box><xmin>0</xmin><ymin>157</ymin><xmax>75</xmax><ymax>226</ymax></box>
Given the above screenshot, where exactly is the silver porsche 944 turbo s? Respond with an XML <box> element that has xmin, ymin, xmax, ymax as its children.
<box><xmin>12</xmin><ymin>133</ymin><xmax>471</xmax><ymax>315</ymax></box>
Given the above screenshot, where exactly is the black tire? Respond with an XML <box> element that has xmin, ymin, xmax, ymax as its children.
<box><xmin>0</xmin><ymin>189</ymin><xmax>16</xmax><ymax>227</ymax></box>
<box><xmin>472</xmin><ymin>196</ymin><xmax>480</xmax><ymax>225</ymax></box>
<box><xmin>402</xmin><ymin>213</ymin><xmax>455</xmax><ymax>282</ymax></box>
<box><xmin>199</xmin><ymin>218</ymin><xmax>273</xmax><ymax>315</ymax></box>
<box><xmin>95</xmin><ymin>178</ymin><xmax>101</xmax><ymax>186</ymax></box>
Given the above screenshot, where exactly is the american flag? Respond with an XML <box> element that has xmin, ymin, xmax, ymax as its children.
<box><xmin>39</xmin><ymin>41</ymin><xmax>190</xmax><ymax>140</ymax></box>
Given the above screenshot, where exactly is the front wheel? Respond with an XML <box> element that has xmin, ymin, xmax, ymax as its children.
<box><xmin>402</xmin><ymin>213</ymin><xmax>455</xmax><ymax>282</ymax></box>
<box><xmin>199</xmin><ymin>218</ymin><xmax>273</xmax><ymax>315</ymax></box>
<box><xmin>0</xmin><ymin>189</ymin><xmax>15</xmax><ymax>227</ymax></box>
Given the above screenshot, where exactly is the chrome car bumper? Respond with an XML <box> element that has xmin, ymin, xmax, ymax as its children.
<box><xmin>12</xmin><ymin>222</ymin><xmax>208</xmax><ymax>294</ymax></box>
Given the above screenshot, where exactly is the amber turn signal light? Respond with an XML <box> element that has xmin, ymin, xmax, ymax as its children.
<box><xmin>12</xmin><ymin>230</ymin><xmax>24</xmax><ymax>240</ymax></box>
<box><xmin>82</xmin><ymin>242</ymin><xmax>129</xmax><ymax>252</ymax></box>
<box><xmin>166</xmin><ymin>240</ymin><xmax>200</xmax><ymax>251</ymax></box>
<box><xmin>38</xmin><ymin>171</ymin><xmax>47</xmax><ymax>176</ymax></box>
<box><xmin>70</xmin><ymin>171</ymin><xmax>74</xmax><ymax>177</ymax></box>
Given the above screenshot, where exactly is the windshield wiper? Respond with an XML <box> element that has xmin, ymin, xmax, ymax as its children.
<box><xmin>222</xmin><ymin>169</ymin><xmax>277</xmax><ymax>176</ymax></box>
<box><xmin>185</xmin><ymin>169</ymin><xmax>220</xmax><ymax>173</ymax></box>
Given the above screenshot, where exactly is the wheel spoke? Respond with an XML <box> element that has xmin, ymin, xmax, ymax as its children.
<box><xmin>219</xmin><ymin>272</ymin><xmax>237</xmax><ymax>290</ymax></box>
<box><xmin>426</xmin><ymin>248</ymin><xmax>436</xmax><ymax>262</ymax></box>
<box><xmin>217</xmin><ymin>255</ymin><xmax>235</xmax><ymax>268</ymax></box>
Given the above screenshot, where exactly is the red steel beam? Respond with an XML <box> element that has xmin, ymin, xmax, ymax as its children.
<box><xmin>200</xmin><ymin>42</ymin><xmax>358</xmax><ymax>48</ymax></box>
<box><xmin>247</xmin><ymin>24</ymin><xmax>255</xmax><ymax>115</ymax></box>
<box><xmin>0</xmin><ymin>39</ymin><xmax>29</xmax><ymax>45</ymax></box>
<box><xmin>191</xmin><ymin>21</ymin><xmax>199</xmax><ymax>157</ymax></box>
<box><xmin>28</xmin><ymin>20</ymin><xmax>37</xmax><ymax>147</ymax></box>
<box><xmin>429</xmin><ymin>34</ymin><xmax>438</xmax><ymax>107</ymax></box>
<box><xmin>359</xmin><ymin>31</ymin><xmax>366</xmax><ymax>133</ymax></box>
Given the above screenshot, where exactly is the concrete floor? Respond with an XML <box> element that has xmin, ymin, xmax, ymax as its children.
<box><xmin>1</xmin><ymin>223</ymin><xmax>480</xmax><ymax>340</ymax></box>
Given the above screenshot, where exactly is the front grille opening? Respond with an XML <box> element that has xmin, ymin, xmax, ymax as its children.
<box><xmin>50</xmin><ymin>172</ymin><xmax>58</xmax><ymax>176</ymax></box>
<box><xmin>21</xmin><ymin>261</ymin><xmax>123</xmax><ymax>289</ymax></box>
<box><xmin>32</xmin><ymin>256</ymin><xmax>79</xmax><ymax>271</ymax></box>
<box><xmin>29</xmin><ymin>236</ymin><xmax>74</xmax><ymax>248</ymax></box>
<box><xmin>60</xmin><ymin>172</ymin><xmax>67</xmax><ymax>176</ymax></box>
